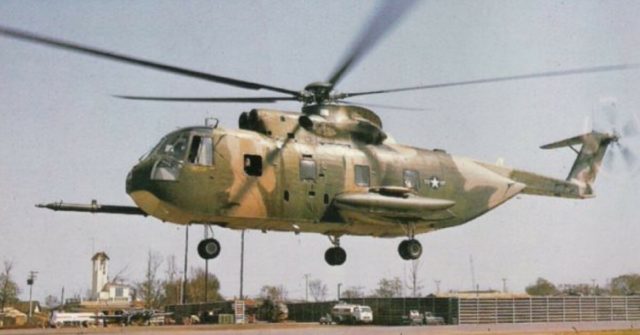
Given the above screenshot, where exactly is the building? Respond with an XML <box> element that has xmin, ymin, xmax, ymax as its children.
<box><xmin>89</xmin><ymin>252</ymin><xmax>132</xmax><ymax>303</ymax></box>
<box><xmin>91</xmin><ymin>252</ymin><xmax>109</xmax><ymax>300</ymax></box>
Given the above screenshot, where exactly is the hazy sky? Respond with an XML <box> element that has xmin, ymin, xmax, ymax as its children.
<box><xmin>1</xmin><ymin>1</ymin><xmax>639</xmax><ymax>303</ymax></box>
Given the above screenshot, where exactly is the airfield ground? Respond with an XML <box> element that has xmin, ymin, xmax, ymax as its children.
<box><xmin>1</xmin><ymin>321</ymin><xmax>639</xmax><ymax>335</ymax></box>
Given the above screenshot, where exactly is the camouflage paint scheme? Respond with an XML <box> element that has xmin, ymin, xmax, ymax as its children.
<box><xmin>126</xmin><ymin>104</ymin><xmax>613</xmax><ymax>239</ymax></box>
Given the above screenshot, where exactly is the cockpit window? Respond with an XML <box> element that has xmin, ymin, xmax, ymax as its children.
<box><xmin>188</xmin><ymin>135</ymin><xmax>213</xmax><ymax>165</ymax></box>
<box><xmin>149</xmin><ymin>133</ymin><xmax>189</xmax><ymax>161</ymax></box>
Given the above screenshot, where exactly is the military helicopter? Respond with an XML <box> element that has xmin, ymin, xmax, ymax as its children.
<box><xmin>1</xmin><ymin>1</ymin><xmax>638</xmax><ymax>266</ymax></box>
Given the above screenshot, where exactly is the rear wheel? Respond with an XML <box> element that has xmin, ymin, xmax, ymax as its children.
<box><xmin>197</xmin><ymin>238</ymin><xmax>221</xmax><ymax>259</ymax></box>
<box><xmin>324</xmin><ymin>247</ymin><xmax>347</xmax><ymax>266</ymax></box>
<box><xmin>398</xmin><ymin>239</ymin><xmax>422</xmax><ymax>260</ymax></box>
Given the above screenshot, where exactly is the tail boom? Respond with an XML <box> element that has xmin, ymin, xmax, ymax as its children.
<box><xmin>521</xmin><ymin>131</ymin><xmax>615</xmax><ymax>198</ymax></box>
<box><xmin>479</xmin><ymin>131</ymin><xmax>614</xmax><ymax>199</ymax></box>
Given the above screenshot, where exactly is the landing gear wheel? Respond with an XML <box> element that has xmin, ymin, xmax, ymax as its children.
<box><xmin>324</xmin><ymin>247</ymin><xmax>347</xmax><ymax>266</ymax></box>
<box><xmin>197</xmin><ymin>238</ymin><xmax>221</xmax><ymax>260</ymax></box>
<box><xmin>398</xmin><ymin>239</ymin><xmax>422</xmax><ymax>260</ymax></box>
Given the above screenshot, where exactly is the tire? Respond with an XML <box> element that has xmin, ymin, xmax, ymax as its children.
<box><xmin>398</xmin><ymin>240</ymin><xmax>410</xmax><ymax>260</ymax></box>
<box><xmin>197</xmin><ymin>238</ymin><xmax>221</xmax><ymax>259</ymax></box>
<box><xmin>324</xmin><ymin>247</ymin><xmax>347</xmax><ymax>266</ymax></box>
<box><xmin>398</xmin><ymin>239</ymin><xmax>422</xmax><ymax>260</ymax></box>
<box><xmin>405</xmin><ymin>239</ymin><xmax>422</xmax><ymax>259</ymax></box>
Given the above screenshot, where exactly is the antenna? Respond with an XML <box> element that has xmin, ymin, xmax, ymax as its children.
<box><xmin>205</xmin><ymin>117</ymin><xmax>219</xmax><ymax>128</ymax></box>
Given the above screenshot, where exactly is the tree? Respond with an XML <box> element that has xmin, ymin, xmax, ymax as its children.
<box><xmin>136</xmin><ymin>251</ymin><xmax>165</xmax><ymax>309</ymax></box>
<box><xmin>372</xmin><ymin>277</ymin><xmax>403</xmax><ymax>298</ymax></box>
<box><xmin>406</xmin><ymin>260</ymin><xmax>424</xmax><ymax>297</ymax></box>
<box><xmin>185</xmin><ymin>267</ymin><xmax>223</xmax><ymax>303</ymax></box>
<box><xmin>525</xmin><ymin>278</ymin><xmax>559</xmax><ymax>296</ymax></box>
<box><xmin>558</xmin><ymin>283</ymin><xmax>599</xmax><ymax>296</ymax></box>
<box><xmin>341</xmin><ymin>286</ymin><xmax>365</xmax><ymax>299</ymax></box>
<box><xmin>610</xmin><ymin>273</ymin><xmax>640</xmax><ymax>295</ymax></box>
<box><xmin>260</xmin><ymin>285</ymin><xmax>288</xmax><ymax>301</ymax></box>
<box><xmin>308</xmin><ymin>279</ymin><xmax>328</xmax><ymax>302</ymax></box>
<box><xmin>163</xmin><ymin>255</ymin><xmax>181</xmax><ymax>305</ymax></box>
<box><xmin>0</xmin><ymin>261</ymin><xmax>20</xmax><ymax>310</ymax></box>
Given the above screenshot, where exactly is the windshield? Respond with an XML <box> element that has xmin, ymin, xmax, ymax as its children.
<box><xmin>361</xmin><ymin>307</ymin><xmax>372</xmax><ymax>313</ymax></box>
<box><xmin>151</xmin><ymin>133</ymin><xmax>189</xmax><ymax>161</ymax></box>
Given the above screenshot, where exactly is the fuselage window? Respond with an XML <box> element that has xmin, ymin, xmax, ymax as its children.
<box><xmin>188</xmin><ymin>135</ymin><xmax>214</xmax><ymax>166</ymax></box>
<box><xmin>300</xmin><ymin>158</ymin><xmax>317</xmax><ymax>180</ymax></box>
<box><xmin>403</xmin><ymin>169</ymin><xmax>420</xmax><ymax>190</ymax></box>
<box><xmin>244</xmin><ymin>154</ymin><xmax>263</xmax><ymax>176</ymax></box>
<box><xmin>354</xmin><ymin>165</ymin><xmax>370</xmax><ymax>187</ymax></box>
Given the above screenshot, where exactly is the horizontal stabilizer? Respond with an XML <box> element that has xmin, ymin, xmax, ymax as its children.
<box><xmin>36</xmin><ymin>200</ymin><xmax>147</xmax><ymax>216</ymax></box>
<box><xmin>540</xmin><ymin>133</ymin><xmax>589</xmax><ymax>149</ymax></box>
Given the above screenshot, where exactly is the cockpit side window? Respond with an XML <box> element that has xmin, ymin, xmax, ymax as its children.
<box><xmin>188</xmin><ymin>135</ymin><xmax>214</xmax><ymax>166</ymax></box>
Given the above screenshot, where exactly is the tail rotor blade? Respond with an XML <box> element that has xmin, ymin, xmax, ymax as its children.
<box><xmin>622</xmin><ymin>119</ymin><xmax>640</xmax><ymax>138</ymax></box>
<box><xmin>603</xmin><ymin>149</ymin><xmax>616</xmax><ymax>171</ymax></box>
<box><xmin>620</xmin><ymin>146</ymin><xmax>637</xmax><ymax>169</ymax></box>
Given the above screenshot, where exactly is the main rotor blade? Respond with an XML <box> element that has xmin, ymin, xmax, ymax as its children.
<box><xmin>327</xmin><ymin>0</ymin><xmax>418</xmax><ymax>87</ymax></box>
<box><xmin>341</xmin><ymin>63</ymin><xmax>640</xmax><ymax>98</ymax></box>
<box><xmin>0</xmin><ymin>25</ymin><xmax>300</xmax><ymax>97</ymax></box>
<box><xmin>337</xmin><ymin>100</ymin><xmax>428</xmax><ymax>112</ymax></box>
<box><xmin>114</xmin><ymin>95</ymin><xmax>298</xmax><ymax>103</ymax></box>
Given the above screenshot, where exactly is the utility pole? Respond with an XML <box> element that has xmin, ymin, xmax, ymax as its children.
<box><xmin>303</xmin><ymin>274</ymin><xmax>310</xmax><ymax>301</ymax></box>
<box><xmin>591</xmin><ymin>278</ymin><xmax>596</xmax><ymax>296</ymax></box>
<box><xmin>204</xmin><ymin>226</ymin><xmax>209</xmax><ymax>303</ymax></box>
<box><xmin>469</xmin><ymin>255</ymin><xmax>476</xmax><ymax>291</ymax></box>
<box><xmin>60</xmin><ymin>287</ymin><xmax>65</xmax><ymax>308</ymax></box>
<box><xmin>182</xmin><ymin>224</ymin><xmax>189</xmax><ymax>304</ymax></box>
<box><xmin>434</xmin><ymin>280</ymin><xmax>441</xmax><ymax>295</ymax></box>
<box><xmin>240</xmin><ymin>230</ymin><xmax>245</xmax><ymax>300</ymax></box>
<box><xmin>27</xmin><ymin>271</ymin><xmax>38</xmax><ymax>320</ymax></box>
<box><xmin>337</xmin><ymin>283</ymin><xmax>342</xmax><ymax>301</ymax></box>
<box><xmin>502</xmin><ymin>278</ymin><xmax>508</xmax><ymax>293</ymax></box>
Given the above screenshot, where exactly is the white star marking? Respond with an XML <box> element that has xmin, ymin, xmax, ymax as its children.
<box><xmin>428</xmin><ymin>176</ymin><xmax>443</xmax><ymax>189</ymax></box>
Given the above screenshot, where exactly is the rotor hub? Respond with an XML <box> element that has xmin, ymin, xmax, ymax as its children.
<box><xmin>302</xmin><ymin>81</ymin><xmax>336</xmax><ymax>104</ymax></box>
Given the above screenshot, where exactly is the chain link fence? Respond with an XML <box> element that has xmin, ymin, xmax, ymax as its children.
<box><xmin>457</xmin><ymin>296</ymin><xmax>640</xmax><ymax>324</ymax></box>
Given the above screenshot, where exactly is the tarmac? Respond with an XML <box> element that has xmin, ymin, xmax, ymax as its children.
<box><xmin>1</xmin><ymin>321</ymin><xmax>639</xmax><ymax>335</ymax></box>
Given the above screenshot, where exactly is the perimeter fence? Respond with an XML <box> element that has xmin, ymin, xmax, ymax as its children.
<box><xmin>457</xmin><ymin>296</ymin><xmax>640</xmax><ymax>324</ymax></box>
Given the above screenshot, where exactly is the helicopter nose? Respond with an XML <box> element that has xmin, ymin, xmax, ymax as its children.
<box><xmin>125</xmin><ymin>160</ymin><xmax>154</xmax><ymax>194</ymax></box>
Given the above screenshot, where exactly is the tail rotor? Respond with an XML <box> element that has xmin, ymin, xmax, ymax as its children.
<box><xmin>591</xmin><ymin>99</ymin><xmax>640</xmax><ymax>175</ymax></box>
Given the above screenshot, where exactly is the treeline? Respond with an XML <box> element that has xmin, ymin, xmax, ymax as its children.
<box><xmin>525</xmin><ymin>273</ymin><xmax>640</xmax><ymax>296</ymax></box>
<box><xmin>135</xmin><ymin>251</ymin><xmax>223</xmax><ymax>309</ymax></box>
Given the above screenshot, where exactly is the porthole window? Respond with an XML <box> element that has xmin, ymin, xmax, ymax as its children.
<box><xmin>300</xmin><ymin>158</ymin><xmax>317</xmax><ymax>180</ymax></box>
<box><xmin>244</xmin><ymin>154</ymin><xmax>262</xmax><ymax>176</ymax></box>
<box><xmin>354</xmin><ymin>165</ymin><xmax>370</xmax><ymax>187</ymax></box>
<box><xmin>403</xmin><ymin>169</ymin><xmax>420</xmax><ymax>190</ymax></box>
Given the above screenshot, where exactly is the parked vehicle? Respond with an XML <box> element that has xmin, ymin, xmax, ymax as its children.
<box><xmin>423</xmin><ymin>311</ymin><xmax>445</xmax><ymax>325</ymax></box>
<box><xmin>403</xmin><ymin>310</ymin><xmax>424</xmax><ymax>325</ymax></box>
<box><xmin>319</xmin><ymin>313</ymin><xmax>333</xmax><ymax>325</ymax></box>
<box><xmin>49</xmin><ymin>311</ymin><xmax>100</xmax><ymax>328</ymax></box>
<box><xmin>402</xmin><ymin>310</ymin><xmax>445</xmax><ymax>326</ymax></box>
<box><xmin>330</xmin><ymin>303</ymin><xmax>373</xmax><ymax>324</ymax></box>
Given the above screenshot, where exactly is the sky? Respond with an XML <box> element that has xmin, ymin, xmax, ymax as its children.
<box><xmin>0</xmin><ymin>1</ymin><xmax>639</xmax><ymax>303</ymax></box>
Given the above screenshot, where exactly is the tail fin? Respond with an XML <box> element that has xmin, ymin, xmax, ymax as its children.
<box><xmin>541</xmin><ymin>131</ymin><xmax>616</xmax><ymax>197</ymax></box>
